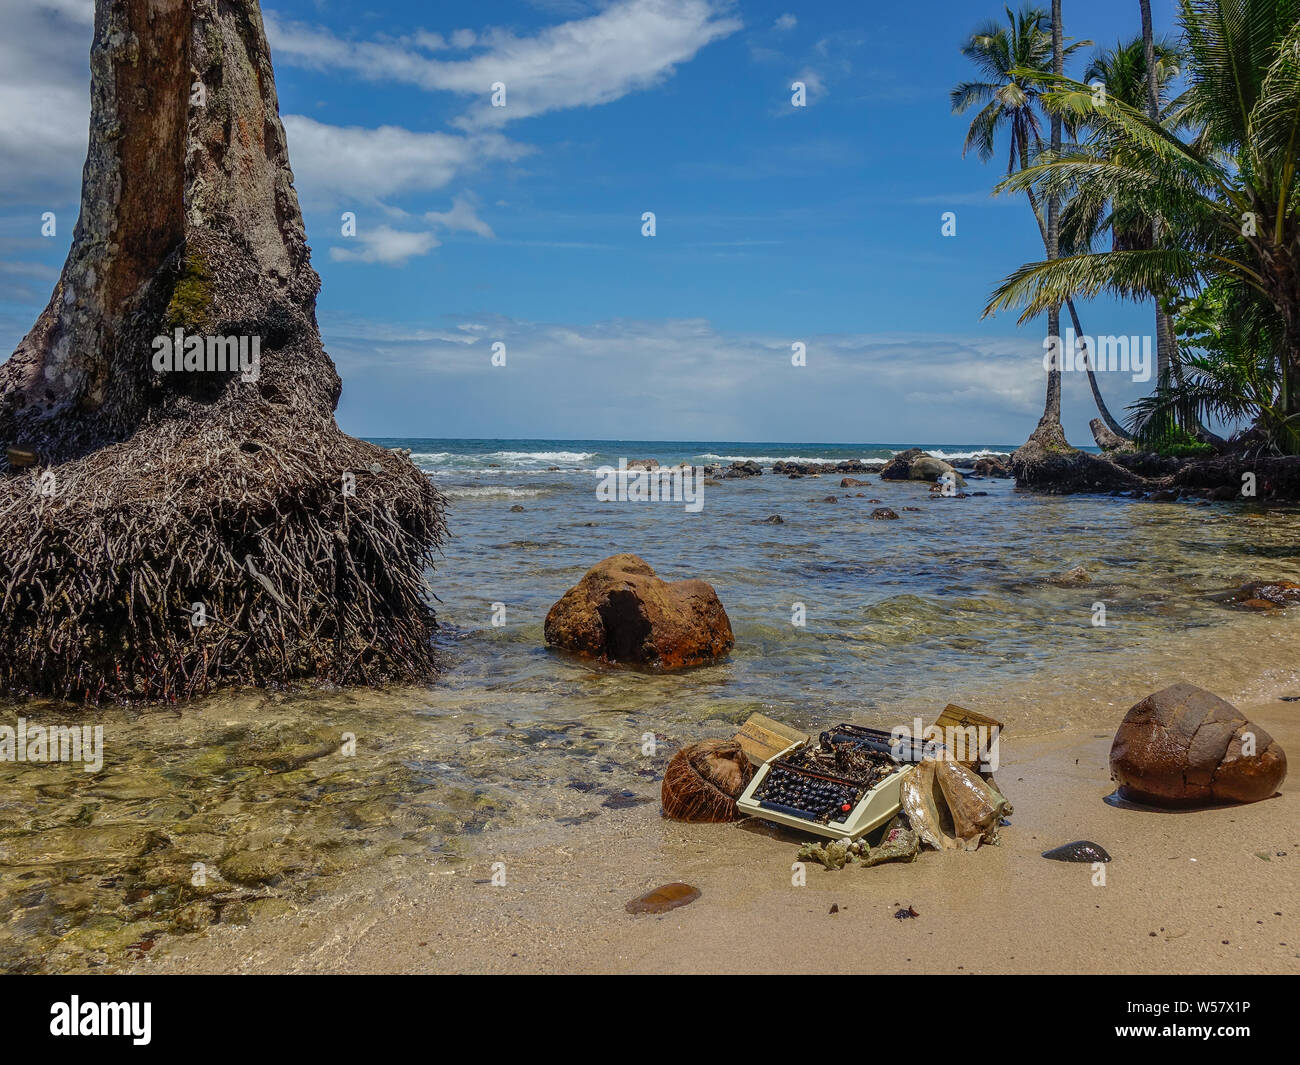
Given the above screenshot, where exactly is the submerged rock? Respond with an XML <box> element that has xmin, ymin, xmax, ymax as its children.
<box><xmin>625</xmin><ymin>883</ymin><xmax>700</xmax><ymax>914</ymax></box>
<box><xmin>1110</xmin><ymin>682</ymin><xmax>1287</xmax><ymax>807</ymax></box>
<box><xmin>1042</xmin><ymin>840</ymin><xmax>1111</xmax><ymax>863</ymax></box>
<box><xmin>870</xmin><ymin>507</ymin><xmax>899</xmax><ymax>520</ymax></box>
<box><xmin>544</xmin><ymin>553</ymin><xmax>734</xmax><ymax>670</ymax></box>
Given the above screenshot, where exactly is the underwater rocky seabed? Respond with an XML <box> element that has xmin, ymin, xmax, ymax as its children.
<box><xmin>3</xmin><ymin>441</ymin><xmax>1300</xmax><ymax>972</ymax></box>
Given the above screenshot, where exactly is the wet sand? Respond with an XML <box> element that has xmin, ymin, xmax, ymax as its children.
<box><xmin>130</xmin><ymin>623</ymin><xmax>1300</xmax><ymax>975</ymax></box>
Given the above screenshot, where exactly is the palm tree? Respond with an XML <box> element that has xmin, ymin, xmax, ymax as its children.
<box><xmin>1059</xmin><ymin>37</ymin><xmax>1182</xmax><ymax>340</ymax></box>
<box><xmin>987</xmin><ymin>0</ymin><xmax>1300</xmax><ymax>451</ymax></box>
<box><xmin>951</xmin><ymin>4</ymin><xmax>1128</xmax><ymax>439</ymax></box>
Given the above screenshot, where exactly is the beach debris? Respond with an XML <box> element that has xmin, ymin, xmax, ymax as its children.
<box><xmin>898</xmin><ymin>758</ymin><xmax>1011</xmax><ymax>852</ymax></box>
<box><xmin>798</xmin><ymin>838</ymin><xmax>854</xmax><ymax>870</ymax></box>
<box><xmin>894</xmin><ymin>905</ymin><xmax>920</xmax><ymax>919</ymax></box>
<box><xmin>1109</xmin><ymin>682</ymin><xmax>1287</xmax><ymax>806</ymax></box>
<box><xmin>870</xmin><ymin>507</ymin><xmax>900</xmax><ymax>520</ymax></box>
<box><xmin>544</xmin><ymin>553</ymin><xmax>734</xmax><ymax>670</ymax></box>
<box><xmin>1042</xmin><ymin>841</ymin><xmax>1112</xmax><ymax>863</ymax></box>
<box><xmin>625</xmin><ymin>883</ymin><xmax>700</xmax><ymax>914</ymax></box>
<box><xmin>859</xmin><ymin>816</ymin><xmax>919</xmax><ymax>867</ymax></box>
<box><xmin>900</xmin><ymin>761</ymin><xmax>961</xmax><ymax>851</ymax></box>
<box><xmin>936</xmin><ymin>762</ymin><xmax>1011</xmax><ymax>849</ymax></box>
<box><xmin>733</xmin><ymin>713</ymin><xmax>809</xmax><ymax>767</ymax></box>
<box><xmin>661</xmin><ymin>740</ymin><xmax>753</xmax><ymax>822</ymax></box>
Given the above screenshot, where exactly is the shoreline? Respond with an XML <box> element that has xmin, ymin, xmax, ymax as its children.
<box><xmin>127</xmin><ymin>613</ymin><xmax>1299</xmax><ymax>975</ymax></box>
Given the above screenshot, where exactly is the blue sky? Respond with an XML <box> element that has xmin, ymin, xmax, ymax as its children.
<box><xmin>0</xmin><ymin>0</ymin><xmax>1189</xmax><ymax>443</ymax></box>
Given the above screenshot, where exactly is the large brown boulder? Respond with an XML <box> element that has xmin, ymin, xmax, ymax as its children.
<box><xmin>544</xmin><ymin>554</ymin><xmax>733</xmax><ymax>669</ymax></box>
<box><xmin>1109</xmin><ymin>683</ymin><xmax>1287</xmax><ymax>806</ymax></box>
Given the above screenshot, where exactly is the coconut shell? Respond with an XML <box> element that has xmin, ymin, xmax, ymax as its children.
<box><xmin>661</xmin><ymin>739</ymin><xmax>753</xmax><ymax>822</ymax></box>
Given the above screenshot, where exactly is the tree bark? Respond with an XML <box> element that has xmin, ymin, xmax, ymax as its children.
<box><xmin>0</xmin><ymin>0</ymin><xmax>445</xmax><ymax>702</ymax></box>
<box><xmin>0</xmin><ymin>0</ymin><xmax>340</xmax><ymax>465</ymax></box>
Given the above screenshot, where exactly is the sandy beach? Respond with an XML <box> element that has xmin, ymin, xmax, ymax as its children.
<box><xmin>128</xmin><ymin>615</ymin><xmax>1299</xmax><ymax>976</ymax></box>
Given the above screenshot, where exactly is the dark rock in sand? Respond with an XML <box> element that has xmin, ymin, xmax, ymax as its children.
<box><xmin>870</xmin><ymin>507</ymin><xmax>899</xmax><ymax>520</ymax></box>
<box><xmin>1109</xmin><ymin>682</ymin><xmax>1288</xmax><ymax>807</ymax></box>
<box><xmin>544</xmin><ymin>553</ymin><xmax>733</xmax><ymax>670</ymax></box>
<box><xmin>626</xmin><ymin>883</ymin><xmax>701</xmax><ymax>914</ymax></box>
<box><xmin>1042</xmin><ymin>840</ymin><xmax>1111</xmax><ymax>863</ymax></box>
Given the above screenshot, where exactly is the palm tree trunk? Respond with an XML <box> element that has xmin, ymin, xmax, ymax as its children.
<box><xmin>1030</xmin><ymin>0</ymin><xmax>1067</xmax><ymax>446</ymax></box>
<box><xmin>1139</xmin><ymin>0</ymin><xmax>1175</xmax><ymax>382</ymax></box>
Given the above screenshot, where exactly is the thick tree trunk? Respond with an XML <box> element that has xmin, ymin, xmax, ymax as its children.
<box><xmin>0</xmin><ymin>0</ymin><xmax>340</xmax><ymax>465</ymax></box>
<box><xmin>0</xmin><ymin>0</ymin><xmax>445</xmax><ymax>702</ymax></box>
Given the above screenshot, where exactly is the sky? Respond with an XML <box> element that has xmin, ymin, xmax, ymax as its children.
<box><xmin>0</xmin><ymin>0</ymin><xmax>1191</xmax><ymax>444</ymax></box>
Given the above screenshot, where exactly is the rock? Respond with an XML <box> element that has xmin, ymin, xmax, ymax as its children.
<box><xmin>626</xmin><ymin>458</ymin><xmax>659</xmax><ymax>471</ymax></box>
<box><xmin>1109</xmin><ymin>682</ymin><xmax>1288</xmax><ymax>806</ymax></box>
<box><xmin>1044</xmin><ymin>565</ymin><xmax>1091</xmax><ymax>585</ymax></box>
<box><xmin>910</xmin><ymin>456</ymin><xmax>966</xmax><ymax>486</ymax></box>
<box><xmin>1228</xmin><ymin>580</ymin><xmax>1300</xmax><ymax>608</ymax></box>
<box><xmin>841</xmin><ymin>477</ymin><xmax>870</xmax><ymax>487</ymax></box>
<box><xmin>661</xmin><ymin>739</ymin><xmax>752</xmax><ymax>822</ymax></box>
<box><xmin>972</xmin><ymin>457</ymin><xmax>1011</xmax><ymax>478</ymax></box>
<box><xmin>870</xmin><ymin>507</ymin><xmax>899</xmax><ymax>520</ymax></box>
<box><xmin>819</xmin><ymin>495</ymin><xmax>838</xmax><ymax>503</ymax></box>
<box><xmin>625</xmin><ymin>883</ymin><xmax>700</xmax><ymax>914</ymax></box>
<box><xmin>723</xmin><ymin>460</ymin><xmax>762</xmax><ymax>478</ymax></box>
<box><xmin>797</xmin><ymin>838</ymin><xmax>852</xmax><ymax>870</ymax></box>
<box><xmin>544</xmin><ymin>553</ymin><xmax>734</xmax><ymax>669</ymax></box>
<box><xmin>1151</xmin><ymin>489</ymin><xmax>1180</xmax><ymax>502</ymax></box>
<box><xmin>1208</xmin><ymin>484</ymin><xmax>1240</xmax><ymax>500</ymax></box>
<box><xmin>880</xmin><ymin>448</ymin><xmax>928</xmax><ymax>480</ymax></box>
<box><xmin>1042</xmin><ymin>840</ymin><xmax>1111</xmax><ymax>862</ymax></box>
<box><xmin>509</xmin><ymin>504</ymin><xmax>525</xmax><ymax>512</ymax></box>
<box><xmin>755</xmin><ymin>514</ymin><xmax>784</xmax><ymax>524</ymax></box>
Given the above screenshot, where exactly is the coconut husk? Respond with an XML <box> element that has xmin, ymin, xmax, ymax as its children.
<box><xmin>661</xmin><ymin>739</ymin><xmax>753</xmax><ymax>822</ymax></box>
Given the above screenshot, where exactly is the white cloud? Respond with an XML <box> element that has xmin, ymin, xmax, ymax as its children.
<box><xmin>325</xmin><ymin>312</ymin><xmax>1052</xmax><ymax>439</ymax></box>
<box><xmin>282</xmin><ymin>116</ymin><xmax>531</xmax><ymax>207</ymax></box>
<box><xmin>329</xmin><ymin>225</ymin><xmax>440</xmax><ymax>266</ymax></box>
<box><xmin>774</xmin><ymin>14</ymin><xmax>797</xmax><ymax>31</ymax></box>
<box><xmin>266</xmin><ymin>0</ymin><xmax>741</xmax><ymax>127</ymax></box>
<box><xmin>423</xmin><ymin>194</ymin><xmax>495</xmax><ymax>239</ymax></box>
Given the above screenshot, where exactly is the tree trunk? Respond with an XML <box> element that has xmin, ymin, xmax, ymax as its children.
<box><xmin>0</xmin><ymin>0</ymin><xmax>446</xmax><ymax>702</ymax></box>
<box><xmin>1138</xmin><ymin>0</ymin><xmax>1176</xmax><ymax>383</ymax></box>
<box><xmin>1031</xmin><ymin>0</ymin><xmax>1068</xmax><ymax>448</ymax></box>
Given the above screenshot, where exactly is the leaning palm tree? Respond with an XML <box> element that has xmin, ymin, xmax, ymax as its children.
<box><xmin>951</xmin><ymin>4</ymin><xmax>1130</xmax><ymax>440</ymax></box>
<box><xmin>988</xmin><ymin>0</ymin><xmax>1300</xmax><ymax>453</ymax></box>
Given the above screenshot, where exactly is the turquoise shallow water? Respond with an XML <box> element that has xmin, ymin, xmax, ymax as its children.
<box><xmin>2</xmin><ymin>438</ymin><xmax>1298</xmax><ymax>971</ymax></box>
